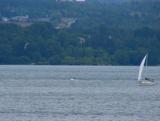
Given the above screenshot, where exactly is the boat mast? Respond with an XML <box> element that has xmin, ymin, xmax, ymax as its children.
<box><xmin>146</xmin><ymin>54</ymin><xmax>148</xmax><ymax>67</ymax></box>
<box><xmin>145</xmin><ymin>53</ymin><xmax>148</xmax><ymax>77</ymax></box>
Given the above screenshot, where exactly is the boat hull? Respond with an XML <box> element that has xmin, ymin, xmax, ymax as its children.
<box><xmin>139</xmin><ymin>80</ymin><xmax>155</xmax><ymax>86</ymax></box>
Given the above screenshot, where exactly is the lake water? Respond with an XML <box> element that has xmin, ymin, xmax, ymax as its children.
<box><xmin>0</xmin><ymin>65</ymin><xmax>160</xmax><ymax>121</ymax></box>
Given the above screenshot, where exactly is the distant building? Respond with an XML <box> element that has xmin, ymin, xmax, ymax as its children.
<box><xmin>1</xmin><ymin>17</ymin><xmax>9</xmax><ymax>22</ymax></box>
<box><xmin>56</xmin><ymin>18</ymin><xmax>77</xmax><ymax>29</ymax></box>
<box><xmin>56</xmin><ymin>0</ymin><xmax>73</xmax><ymax>2</ymax></box>
<box><xmin>33</xmin><ymin>18</ymin><xmax>50</xmax><ymax>23</ymax></box>
<box><xmin>11</xmin><ymin>15</ymin><xmax>29</xmax><ymax>22</ymax></box>
<box><xmin>76</xmin><ymin>0</ymin><xmax>86</xmax><ymax>2</ymax></box>
<box><xmin>78</xmin><ymin>37</ymin><xmax>86</xmax><ymax>45</ymax></box>
<box><xmin>56</xmin><ymin>0</ymin><xmax>85</xmax><ymax>2</ymax></box>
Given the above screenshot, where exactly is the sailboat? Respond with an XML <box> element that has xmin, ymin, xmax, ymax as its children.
<box><xmin>138</xmin><ymin>54</ymin><xmax>155</xmax><ymax>86</ymax></box>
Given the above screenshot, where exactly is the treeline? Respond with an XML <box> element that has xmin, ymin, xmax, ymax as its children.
<box><xmin>0</xmin><ymin>0</ymin><xmax>160</xmax><ymax>65</ymax></box>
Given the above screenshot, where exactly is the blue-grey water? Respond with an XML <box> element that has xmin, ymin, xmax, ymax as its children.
<box><xmin>0</xmin><ymin>65</ymin><xmax>160</xmax><ymax>121</ymax></box>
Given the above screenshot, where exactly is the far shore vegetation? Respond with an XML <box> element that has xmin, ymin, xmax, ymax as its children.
<box><xmin>0</xmin><ymin>0</ymin><xmax>160</xmax><ymax>65</ymax></box>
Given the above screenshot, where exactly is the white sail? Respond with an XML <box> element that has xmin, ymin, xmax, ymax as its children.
<box><xmin>138</xmin><ymin>54</ymin><xmax>147</xmax><ymax>81</ymax></box>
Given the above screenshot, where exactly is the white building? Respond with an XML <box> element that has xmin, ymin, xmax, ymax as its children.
<box><xmin>76</xmin><ymin>0</ymin><xmax>86</xmax><ymax>2</ymax></box>
<box><xmin>11</xmin><ymin>15</ymin><xmax>29</xmax><ymax>22</ymax></box>
<box><xmin>2</xmin><ymin>17</ymin><xmax>9</xmax><ymax>22</ymax></box>
<box><xmin>56</xmin><ymin>0</ymin><xmax>85</xmax><ymax>2</ymax></box>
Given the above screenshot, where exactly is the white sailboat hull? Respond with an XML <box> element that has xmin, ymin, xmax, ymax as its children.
<box><xmin>139</xmin><ymin>80</ymin><xmax>155</xmax><ymax>86</ymax></box>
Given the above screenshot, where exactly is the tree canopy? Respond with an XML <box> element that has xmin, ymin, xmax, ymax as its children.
<box><xmin>0</xmin><ymin>0</ymin><xmax>160</xmax><ymax>65</ymax></box>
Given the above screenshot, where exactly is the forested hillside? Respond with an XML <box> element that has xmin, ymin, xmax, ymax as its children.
<box><xmin>0</xmin><ymin>0</ymin><xmax>160</xmax><ymax>65</ymax></box>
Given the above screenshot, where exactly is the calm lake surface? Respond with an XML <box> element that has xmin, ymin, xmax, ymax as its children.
<box><xmin>0</xmin><ymin>65</ymin><xmax>160</xmax><ymax>121</ymax></box>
